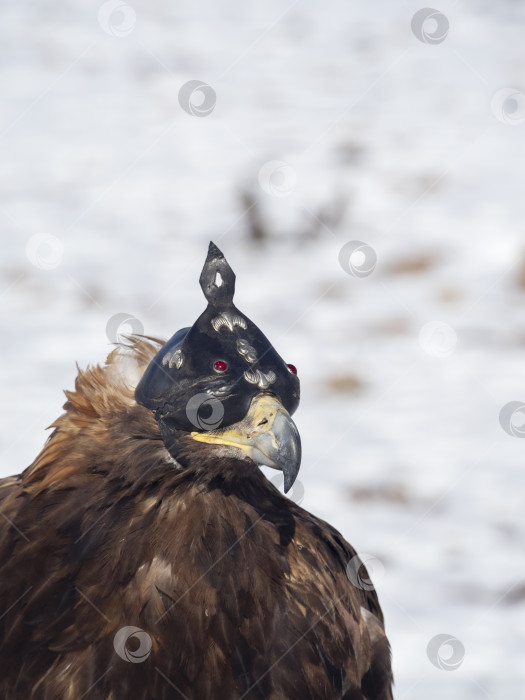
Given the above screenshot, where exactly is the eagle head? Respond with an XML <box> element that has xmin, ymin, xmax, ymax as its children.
<box><xmin>135</xmin><ymin>242</ymin><xmax>301</xmax><ymax>492</ymax></box>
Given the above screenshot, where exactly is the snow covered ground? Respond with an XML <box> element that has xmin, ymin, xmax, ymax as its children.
<box><xmin>1</xmin><ymin>1</ymin><xmax>525</xmax><ymax>697</ymax></box>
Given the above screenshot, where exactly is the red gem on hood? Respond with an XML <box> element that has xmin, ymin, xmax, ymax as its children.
<box><xmin>287</xmin><ymin>364</ymin><xmax>298</xmax><ymax>375</ymax></box>
<box><xmin>214</xmin><ymin>360</ymin><xmax>228</xmax><ymax>372</ymax></box>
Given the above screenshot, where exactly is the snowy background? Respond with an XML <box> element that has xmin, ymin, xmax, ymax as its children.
<box><xmin>1</xmin><ymin>1</ymin><xmax>525</xmax><ymax>697</ymax></box>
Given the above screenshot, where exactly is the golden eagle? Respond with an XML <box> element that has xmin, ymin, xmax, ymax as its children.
<box><xmin>0</xmin><ymin>243</ymin><xmax>392</xmax><ymax>699</ymax></box>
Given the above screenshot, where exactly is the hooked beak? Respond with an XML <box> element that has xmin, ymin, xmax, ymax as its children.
<box><xmin>190</xmin><ymin>393</ymin><xmax>301</xmax><ymax>493</ymax></box>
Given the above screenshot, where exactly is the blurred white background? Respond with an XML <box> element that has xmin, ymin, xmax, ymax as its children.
<box><xmin>1</xmin><ymin>1</ymin><xmax>525</xmax><ymax>697</ymax></box>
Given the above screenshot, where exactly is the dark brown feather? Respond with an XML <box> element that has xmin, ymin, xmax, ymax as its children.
<box><xmin>0</xmin><ymin>337</ymin><xmax>392</xmax><ymax>699</ymax></box>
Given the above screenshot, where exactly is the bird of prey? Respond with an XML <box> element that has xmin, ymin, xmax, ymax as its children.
<box><xmin>0</xmin><ymin>243</ymin><xmax>393</xmax><ymax>699</ymax></box>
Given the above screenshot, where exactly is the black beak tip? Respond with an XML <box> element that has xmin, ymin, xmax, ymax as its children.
<box><xmin>283</xmin><ymin>471</ymin><xmax>295</xmax><ymax>494</ymax></box>
<box><xmin>281</xmin><ymin>433</ymin><xmax>301</xmax><ymax>494</ymax></box>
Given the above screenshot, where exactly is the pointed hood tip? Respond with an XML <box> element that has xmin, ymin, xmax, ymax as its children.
<box><xmin>207</xmin><ymin>241</ymin><xmax>224</xmax><ymax>261</ymax></box>
<box><xmin>200</xmin><ymin>241</ymin><xmax>235</xmax><ymax>305</ymax></box>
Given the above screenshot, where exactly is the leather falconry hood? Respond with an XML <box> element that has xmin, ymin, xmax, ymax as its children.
<box><xmin>135</xmin><ymin>242</ymin><xmax>300</xmax><ymax>436</ymax></box>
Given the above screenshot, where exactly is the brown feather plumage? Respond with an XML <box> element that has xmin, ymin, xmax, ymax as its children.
<box><xmin>0</xmin><ymin>337</ymin><xmax>392</xmax><ymax>699</ymax></box>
